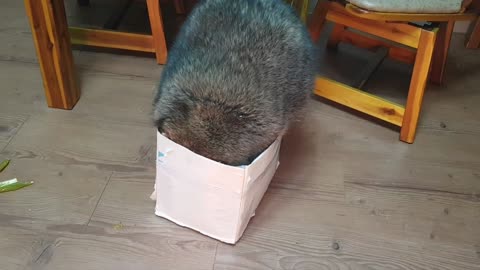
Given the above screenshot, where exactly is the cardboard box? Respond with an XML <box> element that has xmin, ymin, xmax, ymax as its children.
<box><xmin>151</xmin><ymin>131</ymin><xmax>282</xmax><ymax>244</ymax></box>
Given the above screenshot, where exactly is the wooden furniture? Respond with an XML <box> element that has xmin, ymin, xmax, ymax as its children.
<box><xmin>23</xmin><ymin>0</ymin><xmax>171</xmax><ymax>110</ymax></box>
<box><xmin>466</xmin><ymin>0</ymin><xmax>480</xmax><ymax>48</ymax></box>
<box><xmin>24</xmin><ymin>0</ymin><xmax>80</xmax><ymax>110</ymax></box>
<box><xmin>466</xmin><ymin>17</ymin><xmax>480</xmax><ymax>48</ymax></box>
<box><xmin>70</xmin><ymin>0</ymin><xmax>168</xmax><ymax>65</ymax></box>
<box><xmin>308</xmin><ymin>0</ymin><xmax>478</xmax><ymax>143</ymax></box>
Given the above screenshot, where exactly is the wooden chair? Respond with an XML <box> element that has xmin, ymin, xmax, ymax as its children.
<box><xmin>308</xmin><ymin>0</ymin><xmax>478</xmax><ymax>143</ymax></box>
<box><xmin>69</xmin><ymin>0</ymin><xmax>186</xmax><ymax>64</ymax></box>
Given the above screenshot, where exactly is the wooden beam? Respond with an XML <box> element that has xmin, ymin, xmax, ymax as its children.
<box><xmin>24</xmin><ymin>0</ymin><xmax>80</xmax><ymax>110</ymax></box>
<box><xmin>69</xmin><ymin>27</ymin><xmax>156</xmax><ymax>52</ymax></box>
<box><xmin>314</xmin><ymin>76</ymin><xmax>405</xmax><ymax>127</ymax></box>
<box><xmin>326</xmin><ymin>9</ymin><xmax>422</xmax><ymax>48</ymax></box>
<box><xmin>400</xmin><ymin>30</ymin><xmax>437</xmax><ymax>143</ymax></box>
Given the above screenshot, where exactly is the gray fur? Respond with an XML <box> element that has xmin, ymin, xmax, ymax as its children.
<box><xmin>152</xmin><ymin>0</ymin><xmax>317</xmax><ymax>166</ymax></box>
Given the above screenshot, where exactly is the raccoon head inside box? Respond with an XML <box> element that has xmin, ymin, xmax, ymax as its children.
<box><xmin>152</xmin><ymin>0</ymin><xmax>318</xmax><ymax>167</ymax></box>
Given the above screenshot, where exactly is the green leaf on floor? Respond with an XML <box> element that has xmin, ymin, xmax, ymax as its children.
<box><xmin>0</xmin><ymin>159</ymin><xmax>10</xmax><ymax>173</ymax></box>
<box><xmin>113</xmin><ymin>222</ymin><xmax>124</xmax><ymax>230</ymax></box>
<box><xmin>0</xmin><ymin>178</ymin><xmax>34</xmax><ymax>193</ymax></box>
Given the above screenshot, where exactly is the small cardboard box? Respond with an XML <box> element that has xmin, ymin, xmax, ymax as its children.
<box><xmin>151</xmin><ymin>131</ymin><xmax>282</xmax><ymax>244</ymax></box>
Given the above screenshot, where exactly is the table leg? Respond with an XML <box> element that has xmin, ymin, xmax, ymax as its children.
<box><xmin>146</xmin><ymin>0</ymin><xmax>168</xmax><ymax>64</ymax></box>
<box><xmin>24</xmin><ymin>0</ymin><xmax>80</xmax><ymax>110</ymax></box>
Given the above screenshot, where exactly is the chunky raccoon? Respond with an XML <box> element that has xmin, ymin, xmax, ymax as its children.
<box><xmin>152</xmin><ymin>0</ymin><xmax>317</xmax><ymax>166</ymax></box>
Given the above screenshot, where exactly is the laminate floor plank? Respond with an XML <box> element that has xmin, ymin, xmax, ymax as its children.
<box><xmin>345</xmin><ymin>182</ymin><xmax>480</xmax><ymax>246</ymax></box>
<box><xmin>2</xmin><ymin>111</ymin><xmax>156</xmax><ymax>174</ymax></box>
<box><xmin>0</xmin><ymin>215</ymin><xmax>217</xmax><ymax>270</ymax></box>
<box><xmin>0</xmin><ymin>154</ymin><xmax>110</xmax><ymax>224</ymax></box>
<box><xmin>215</xmin><ymin>224</ymin><xmax>480</xmax><ymax>270</ymax></box>
<box><xmin>0</xmin><ymin>113</ymin><xmax>28</xmax><ymax>147</ymax></box>
<box><xmin>88</xmin><ymin>171</ymin><xmax>222</xmax><ymax>243</ymax></box>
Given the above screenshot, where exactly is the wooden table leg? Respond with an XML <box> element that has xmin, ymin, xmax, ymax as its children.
<box><xmin>24</xmin><ymin>0</ymin><xmax>80</xmax><ymax>110</ymax></box>
<box><xmin>146</xmin><ymin>0</ymin><xmax>168</xmax><ymax>64</ymax></box>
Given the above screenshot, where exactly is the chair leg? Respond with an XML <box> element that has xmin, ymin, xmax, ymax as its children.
<box><xmin>146</xmin><ymin>0</ymin><xmax>168</xmax><ymax>64</ymax></box>
<box><xmin>327</xmin><ymin>23</ymin><xmax>346</xmax><ymax>49</ymax></box>
<box><xmin>308</xmin><ymin>0</ymin><xmax>330</xmax><ymax>43</ymax></box>
<box><xmin>466</xmin><ymin>17</ymin><xmax>480</xmax><ymax>49</ymax></box>
<box><xmin>430</xmin><ymin>21</ymin><xmax>455</xmax><ymax>85</ymax></box>
<box><xmin>400</xmin><ymin>29</ymin><xmax>436</xmax><ymax>143</ymax></box>
<box><xmin>174</xmin><ymin>0</ymin><xmax>186</xmax><ymax>14</ymax></box>
<box><xmin>308</xmin><ymin>1</ymin><xmax>346</xmax><ymax>50</ymax></box>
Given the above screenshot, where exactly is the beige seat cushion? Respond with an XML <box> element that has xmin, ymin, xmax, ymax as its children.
<box><xmin>349</xmin><ymin>0</ymin><xmax>463</xmax><ymax>13</ymax></box>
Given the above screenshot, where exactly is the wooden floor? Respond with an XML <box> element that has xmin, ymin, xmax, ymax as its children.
<box><xmin>1</xmin><ymin>1</ymin><xmax>479</xmax><ymax>269</ymax></box>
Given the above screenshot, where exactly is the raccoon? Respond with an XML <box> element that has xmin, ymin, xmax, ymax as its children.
<box><xmin>152</xmin><ymin>0</ymin><xmax>317</xmax><ymax>166</ymax></box>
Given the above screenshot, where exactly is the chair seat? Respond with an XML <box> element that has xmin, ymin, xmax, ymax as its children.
<box><xmin>349</xmin><ymin>0</ymin><xmax>463</xmax><ymax>13</ymax></box>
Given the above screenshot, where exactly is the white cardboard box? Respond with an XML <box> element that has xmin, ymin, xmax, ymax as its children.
<box><xmin>151</xmin><ymin>131</ymin><xmax>282</xmax><ymax>244</ymax></box>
